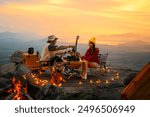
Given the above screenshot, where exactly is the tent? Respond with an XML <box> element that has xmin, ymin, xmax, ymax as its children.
<box><xmin>122</xmin><ymin>62</ymin><xmax>150</xmax><ymax>100</ymax></box>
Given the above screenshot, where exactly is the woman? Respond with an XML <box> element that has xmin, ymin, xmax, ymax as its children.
<box><xmin>66</xmin><ymin>37</ymin><xmax>100</xmax><ymax>80</ymax></box>
<box><xmin>82</xmin><ymin>37</ymin><xmax>100</xmax><ymax>68</ymax></box>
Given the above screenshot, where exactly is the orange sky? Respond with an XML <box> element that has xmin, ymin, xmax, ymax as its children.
<box><xmin>0</xmin><ymin>0</ymin><xmax>150</xmax><ymax>45</ymax></box>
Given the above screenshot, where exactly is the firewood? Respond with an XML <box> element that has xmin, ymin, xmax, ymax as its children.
<box><xmin>5</xmin><ymin>93</ymin><xmax>16</xmax><ymax>100</ymax></box>
<box><xmin>0</xmin><ymin>63</ymin><xmax>16</xmax><ymax>75</ymax></box>
<box><xmin>0</xmin><ymin>78</ymin><xmax>11</xmax><ymax>86</ymax></box>
<box><xmin>21</xmin><ymin>89</ymin><xmax>33</xmax><ymax>100</ymax></box>
<box><xmin>0</xmin><ymin>85</ymin><xmax>12</xmax><ymax>93</ymax></box>
<box><xmin>0</xmin><ymin>77</ymin><xmax>10</xmax><ymax>82</ymax></box>
<box><xmin>10</xmin><ymin>51</ymin><xmax>24</xmax><ymax>64</ymax></box>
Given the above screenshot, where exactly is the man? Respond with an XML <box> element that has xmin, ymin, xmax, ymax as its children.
<box><xmin>41</xmin><ymin>35</ymin><xmax>75</xmax><ymax>86</ymax></box>
<box><xmin>41</xmin><ymin>35</ymin><xmax>87</xmax><ymax>80</ymax></box>
<box><xmin>41</xmin><ymin>35</ymin><xmax>74</xmax><ymax>62</ymax></box>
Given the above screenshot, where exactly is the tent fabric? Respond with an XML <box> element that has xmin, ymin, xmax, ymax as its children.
<box><xmin>122</xmin><ymin>62</ymin><xmax>150</xmax><ymax>100</ymax></box>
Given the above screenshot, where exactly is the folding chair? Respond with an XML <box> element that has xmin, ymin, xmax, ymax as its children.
<box><xmin>98</xmin><ymin>53</ymin><xmax>108</xmax><ymax>69</ymax></box>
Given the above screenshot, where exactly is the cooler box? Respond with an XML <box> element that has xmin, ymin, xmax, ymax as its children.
<box><xmin>23</xmin><ymin>52</ymin><xmax>40</xmax><ymax>70</ymax></box>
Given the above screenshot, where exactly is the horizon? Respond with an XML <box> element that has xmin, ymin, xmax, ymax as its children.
<box><xmin>0</xmin><ymin>31</ymin><xmax>150</xmax><ymax>70</ymax></box>
<box><xmin>0</xmin><ymin>0</ymin><xmax>150</xmax><ymax>45</ymax></box>
<box><xmin>1</xmin><ymin>31</ymin><xmax>150</xmax><ymax>54</ymax></box>
<box><xmin>1</xmin><ymin>31</ymin><xmax>150</xmax><ymax>48</ymax></box>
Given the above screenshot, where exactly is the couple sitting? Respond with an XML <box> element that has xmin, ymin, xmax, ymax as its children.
<box><xmin>41</xmin><ymin>35</ymin><xmax>100</xmax><ymax>79</ymax></box>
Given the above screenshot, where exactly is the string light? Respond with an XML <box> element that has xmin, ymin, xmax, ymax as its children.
<box><xmin>28</xmin><ymin>66</ymin><xmax>122</xmax><ymax>87</ymax></box>
<box><xmin>115</xmin><ymin>72</ymin><xmax>120</xmax><ymax>79</ymax></box>
<box><xmin>96</xmin><ymin>79</ymin><xmax>101</xmax><ymax>84</ymax></box>
<box><xmin>89</xmin><ymin>80</ymin><xmax>93</xmax><ymax>84</ymax></box>
<box><xmin>105</xmin><ymin>80</ymin><xmax>109</xmax><ymax>84</ymax></box>
<box><xmin>79</xmin><ymin>81</ymin><xmax>82</xmax><ymax>85</ymax></box>
<box><xmin>111</xmin><ymin>78</ymin><xmax>115</xmax><ymax>81</ymax></box>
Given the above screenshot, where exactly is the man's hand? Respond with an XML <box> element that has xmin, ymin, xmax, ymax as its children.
<box><xmin>68</xmin><ymin>45</ymin><xmax>75</xmax><ymax>48</ymax></box>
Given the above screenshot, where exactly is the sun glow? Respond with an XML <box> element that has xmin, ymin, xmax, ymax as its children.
<box><xmin>0</xmin><ymin>0</ymin><xmax>150</xmax><ymax>45</ymax></box>
<box><xmin>48</xmin><ymin>0</ymin><xmax>67</xmax><ymax>4</ymax></box>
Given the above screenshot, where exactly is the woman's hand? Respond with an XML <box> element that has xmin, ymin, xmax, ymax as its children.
<box><xmin>76</xmin><ymin>52</ymin><xmax>82</xmax><ymax>58</ymax></box>
<box><xmin>67</xmin><ymin>50</ymin><xmax>76</xmax><ymax>56</ymax></box>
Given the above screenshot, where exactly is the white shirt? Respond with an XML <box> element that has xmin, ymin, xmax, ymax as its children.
<box><xmin>40</xmin><ymin>43</ymin><xmax>63</xmax><ymax>61</ymax></box>
<box><xmin>41</xmin><ymin>43</ymin><xmax>50</xmax><ymax>61</ymax></box>
<box><xmin>41</xmin><ymin>43</ymin><xmax>57</xmax><ymax>61</ymax></box>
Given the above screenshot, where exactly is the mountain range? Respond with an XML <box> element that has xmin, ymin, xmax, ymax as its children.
<box><xmin>0</xmin><ymin>32</ymin><xmax>150</xmax><ymax>70</ymax></box>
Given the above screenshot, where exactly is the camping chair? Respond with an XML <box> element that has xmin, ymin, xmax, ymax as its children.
<box><xmin>88</xmin><ymin>53</ymin><xmax>108</xmax><ymax>74</ymax></box>
<box><xmin>64</xmin><ymin>53</ymin><xmax>109</xmax><ymax>78</ymax></box>
<box><xmin>98</xmin><ymin>53</ymin><xmax>108</xmax><ymax>69</ymax></box>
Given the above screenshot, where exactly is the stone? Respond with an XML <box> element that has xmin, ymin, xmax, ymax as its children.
<box><xmin>10</xmin><ymin>51</ymin><xmax>24</xmax><ymax>64</ymax></box>
<box><xmin>124</xmin><ymin>73</ymin><xmax>137</xmax><ymax>86</ymax></box>
<box><xmin>0</xmin><ymin>63</ymin><xmax>16</xmax><ymax>75</ymax></box>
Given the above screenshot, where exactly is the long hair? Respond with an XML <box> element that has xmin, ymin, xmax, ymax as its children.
<box><xmin>90</xmin><ymin>42</ymin><xmax>96</xmax><ymax>54</ymax></box>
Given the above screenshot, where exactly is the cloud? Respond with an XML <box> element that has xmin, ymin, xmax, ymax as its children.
<box><xmin>0</xmin><ymin>0</ymin><xmax>150</xmax><ymax>44</ymax></box>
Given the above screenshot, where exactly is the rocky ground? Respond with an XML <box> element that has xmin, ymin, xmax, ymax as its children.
<box><xmin>0</xmin><ymin>62</ymin><xmax>138</xmax><ymax>100</ymax></box>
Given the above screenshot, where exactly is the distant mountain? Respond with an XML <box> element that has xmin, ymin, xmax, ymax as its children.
<box><xmin>0</xmin><ymin>31</ymin><xmax>41</xmax><ymax>41</ymax></box>
<box><xmin>96</xmin><ymin>33</ymin><xmax>150</xmax><ymax>43</ymax></box>
<box><xmin>0</xmin><ymin>32</ymin><xmax>42</xmax><ymax>64</ymax></box>
<box><xmin>96</xmin><ymin>33</ymin><xmax>150</xmax><ymax>53</ymax></box>
<box><xmin>0</xmin><ymin>31</ymin><xmax>150</xmax><ymax>70</ymax></box>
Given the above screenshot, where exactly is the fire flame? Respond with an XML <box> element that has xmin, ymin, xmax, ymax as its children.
<box><xmin>8</xmin><ymin>77</ymin><xmax>27</xmax><ymax>100</ymax></box>
<box><xmin>13</xmin><ymin>78</ymin><xmax>22</xmax><ymax>100</ymax></box>
<box><xmin>49</xmin><ymin>67</ymin><xmax>63</xmax><ymax>87</ymax></box>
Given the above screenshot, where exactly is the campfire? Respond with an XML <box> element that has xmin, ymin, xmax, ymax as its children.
<box><xmin>0</xmin><ymin>63</ymin><xmax>121</xmax><ymax>100</ymax></box>
<box><xmin>1</xmin><ymin>68</ymin><xmax>64</xmax><ymax>100</ymax></box>
<box><xmin>6</xmin><ymin>76</ymin><xmax>33</xmax><ymax>100</ymax></box>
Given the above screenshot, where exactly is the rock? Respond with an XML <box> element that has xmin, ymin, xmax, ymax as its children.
<box><xmin>124</xmin><ymin>73</ymin><xmax>137</xmax><ymax>86</ymax></box>
<box><xmin>0</xmin><ymin>57</ymin><xmax>138</xmax><ymax>100</ymax></box>
<box><xmin>0</xmin><ymin>77</ymin><xmax>11</xmax><ymax>87</ymax></box>
<box><xmin>0</xmin><ymin>63</ymin><xmax>16</xmax><ymax>75</ymax></box>
<box><xmin>35</xmin><ymin>84</ymin><xmax>64</xmax><ymax>100</ymax></box>
<box><xmin>10</xmin><ymin>51</ymin><xmax>24</xmax><ymax>64</ymax></box>
<box><xmin>97</xmin><ymin>87</ymin><xmax>123</xmax><ymax>100</ymax></box>
<box><xmin>15</xmin><ymin>64</ymin><xmax>32</xmax><ymax>85</ymax></box>
<box><xmin>15</xmin><ymin>64</ymin><xmax>31</xmax><ymax>76</ymax></box>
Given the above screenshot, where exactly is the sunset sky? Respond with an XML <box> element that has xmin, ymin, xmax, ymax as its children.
<box><xmin>0</xmin><ymin>0</ymin><xmax>150</xmax><ymax>45</ymax></box>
